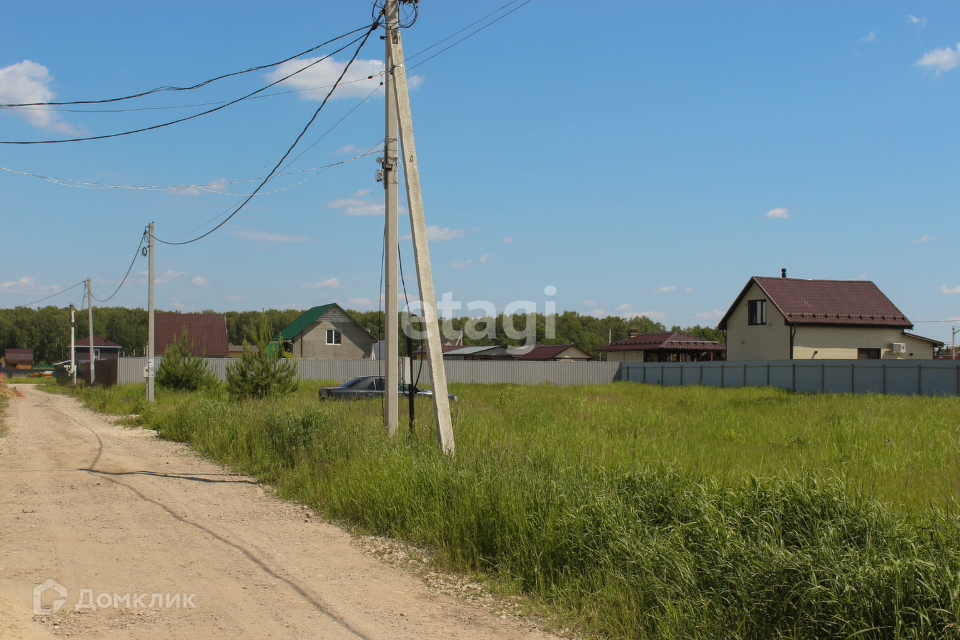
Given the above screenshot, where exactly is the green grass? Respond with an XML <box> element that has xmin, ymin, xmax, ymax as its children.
<box><xmin>50</xmin><ymin>381</ymin><xmax>960</xmax><ymax>639</ymax></box>
<box><xmin>11</xmin><ymin>376</ymin><xmax>57</xmax><ymax>384</ymax></box>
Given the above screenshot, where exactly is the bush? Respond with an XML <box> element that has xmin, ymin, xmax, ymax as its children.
<box><xmin>155</xmin><ymin>328</ymin><xmax>217</xmax><ymax>391</ymax></box>
<box><xmin>225</xmin><ymin>319</ymin><xmax>298</xmax><ymax>400</ymax></box>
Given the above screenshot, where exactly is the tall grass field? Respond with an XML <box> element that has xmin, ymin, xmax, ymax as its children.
<box><xmin>55</xmin><ymin>381</ymin><xmax>960</xmax><ymax>639</ymax></box>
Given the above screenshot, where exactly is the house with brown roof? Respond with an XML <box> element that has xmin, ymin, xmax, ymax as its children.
<box><xmin>2</xmin><ymin>348</ymin><xmax>34</xmax><ymax>369</ymax></box>
<box><xmin>494</xmin><ymin>344</ymin><xmax>594</xmax><ymax>361</ymax></box>
<box><xmin>156</xmin><ymin>312</ymin><xmax>230</xmax><ymax>357</ymax></box>
<box><xmin>74</xmin><ymin>335</ymin><xmax>122</xmax><ymax>362</ymax></box>
<box><xmin>718</xmin><ymin>273</ymin><xmax>942</xmax><ymax>361</ymax></box>
<box><xmin>595</xmin><ymin>330</ymin><xmax>725</xmax><ymax>362</ymax></box>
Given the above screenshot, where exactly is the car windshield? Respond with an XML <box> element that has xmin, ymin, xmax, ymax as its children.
<box><xmin>340</xmin><ymin>377</ymin><xmax>367</xmax><ymax>388</ymax></box>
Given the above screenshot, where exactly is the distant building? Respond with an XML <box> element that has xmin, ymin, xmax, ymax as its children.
<box><xmin>156</xmin><ymin>312</ymin><xmax>230</xmax><ymax>358</ymax></box>
<box><xmin>272</xmin><ymin>304</ymin><xmax>377</xmax><ymax>359</ymax></box>
<box><xmin>2</xmin><ymin>348</ymin><xmax>34</xmax><ymax>369</ymax></box>
<box><xmin>495</xmin><ymin>344</ymin><xmax>594</xmax><ymax>361</ymax></box>
<box><xmin>718</xmin><ymin>274</ymin><xmax>943</xmax><ymax>361</ymax></box>
<box><xmin>74</xmin><ymin>335</ymin><xmax>122</xmax><ymax>362</ymax></box>
<box><xmin>228</xmin><ymin>344</ymin><xmax>259</xmax><ymax>358</ymax></box>
<box><xmin>595</xmin><ymin>330</ymin><xmax>725</xmax><ymax>362</ymax></box>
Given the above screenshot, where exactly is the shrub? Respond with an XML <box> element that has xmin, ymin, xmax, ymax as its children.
<box><xmin>155</xmin><ymin>328</ymin><xmax>217</xmax><ymax>391</ymax></box>
<box><xmin>225</xmin><ymin>319</ymin><xmax>298</xmax><ymax>400</ymax></box>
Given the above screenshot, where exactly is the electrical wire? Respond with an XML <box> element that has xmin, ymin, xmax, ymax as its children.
<box><xmin>19</xmin><ymin>280</ymin><xmax>86</xmax><ymax>308</ymax></box>
<box><xmin>90</xmin><ymin>231</ymin><xmax>146</xmax><ymax>302</ymax></box>
<box><xmin>406</xmin><ymin>0</ymin><xmax>534</xmax><ymax>73</ymax></box>
<box><xmin>404</xmin><ymin>0</ymin><xmax>523</xmax><ymax>64</ymax></box>
<box><xmin>0</xmin><ymin>29</ymin><xmax>372</xmax><ymax>145</ymax></box>
<box><xmin>153</xmin><ymin>21</ymin><xmax>380</xmax><ymax>245</ymax></box>
<box><xmin>0</xmin><ymin>25</ymin><xmax>373</xmax><ymax>108</ymax></box>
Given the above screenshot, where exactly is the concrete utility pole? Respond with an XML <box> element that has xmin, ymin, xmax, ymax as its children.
<box><xmin>388</xmin><ymin>20</ymin><xmax>455</xmax><ymax>454</ymax></box>
<box><xmin>382</xmin><ymin>0</ymin><xmax>400</xmax><ymax>435</ymax></box>
<box><xmin>952</xmin><ymin>326</ymin><xmax>959</xmax><ymax>360</ymax></box>
<box><xmin>86</xmin><ymin>278</ymin><xmax>94</xmax><ymax>386</ymax></box>
<box><xmin>147</xmin><ymin>222</ymin><xmax>156</xmax><ymax>402</ymax></box>
<box><xmin>69</xmin><ymin>304</ymin><xmax>76</xmax><ymax>386</ymax></box>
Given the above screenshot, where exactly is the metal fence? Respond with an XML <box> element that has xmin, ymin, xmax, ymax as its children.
<box><xmin>116</xmin><ymin>357</ymin><xmax>621</xmax><ymax>387</ymax></box>
<box><xmin>618</xmin><ymin>360</ymin><xmax>960</xmax><ymax>396</ymax></box>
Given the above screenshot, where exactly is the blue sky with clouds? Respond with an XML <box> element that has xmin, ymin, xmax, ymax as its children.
<box><xmin>1</xmin><ymin>2</ymin><xmax>959</xmax><ymax>340</ymax></box>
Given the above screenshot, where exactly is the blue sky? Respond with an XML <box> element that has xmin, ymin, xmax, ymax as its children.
<box><xmin>1</xmin><ymin>1</ymin><xmax>959</xmax><ymax>341</ymax></box>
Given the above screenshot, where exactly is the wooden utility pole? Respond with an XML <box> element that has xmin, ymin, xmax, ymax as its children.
<box><xmin>388</xmin><ymin>19</ymin><xmax>455</xmax><ymax>454</ymax></box>
<box><xmin>86</xmin><ymin>278</ymin><xmax>94</xmax><ymax>385</ymax></box>
<box><xmin>383</xmin><ymin>0</ymin><xmax>400</xmax><ymax>435</ymax></box>
<box><xmin>146</xmin><ymin>222</ymin><xmax>156</xmax><ymax>402</ymax></box>
<box><xmin>69</xmin><ymin>303</ymin><xmax>76</xmax><ymax>386</ymax></box>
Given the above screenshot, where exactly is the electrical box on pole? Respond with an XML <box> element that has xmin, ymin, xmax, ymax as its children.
<box><xmin>69</xmin><ymin>304</ymin><xmax>76</xmax><ymax>386</ymax></box>
<box><xmin>387</xmin><ymin>15</ymin><xmax>455</xmax><ymax>455</ymax></box>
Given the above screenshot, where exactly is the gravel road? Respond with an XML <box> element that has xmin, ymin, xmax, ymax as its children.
<box><xmin>0</xmin><ymin>386</ymin><xmax>558</xmax><ymax>639</ymax></box>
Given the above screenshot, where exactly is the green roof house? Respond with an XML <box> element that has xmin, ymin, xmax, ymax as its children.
<box><xmin>272</xmin><ymin>304</ymin><xmax>377</xmax><ymax>360</ymax></box>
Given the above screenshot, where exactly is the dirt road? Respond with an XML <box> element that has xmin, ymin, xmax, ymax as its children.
<box><xmin>0</xmin><ymin>386</ymin><xmax>558</xmax><ymax>639</ymax></box>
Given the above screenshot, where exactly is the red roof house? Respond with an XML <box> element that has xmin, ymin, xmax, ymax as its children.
<box><xmin>719</xmin><ymin>274</ymin><xmax>942</xmax><ymax>360</ymax></box>
<box><xmin>3</xmin><ymin>348</ymin><xmax>34</xmax><ymax>369</ymax></box>
<box><xmin>495</xmin><ymin>343</ymin><xmax>594</xmax><ymax>361</ymax></box>
<box><xmin>155</xmin><ymin>312</ymin><xmax>230</xmax><ymax>358</ymax></box>
<box><xmin>74</xmin><ymin>335</ymin><xmax>123</xmax><ymax>361</ymax></box>
<box><xmin>595</xmin><ymin>331</ymin><xmax>725</xmax><ymax>362</ymax></box>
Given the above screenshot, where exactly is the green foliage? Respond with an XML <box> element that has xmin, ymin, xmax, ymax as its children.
<box><xmin>225</xmin><ymin>320</ymin><xmax>298</xmax><ymax>400</ymax></box>
<box><xmin>155</xmin><ymin>328</ymin><xmax>217</xmax><ymax>392</ymax></box>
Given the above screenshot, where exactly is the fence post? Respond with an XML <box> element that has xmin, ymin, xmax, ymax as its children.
<box><xmin>661</xmin><ymin>364</ymin><xmax>664</xmax><ymax>386</ymax></box>
<box><xmin>821</xmin><ymin>363</ymin><xmax>825</xmax><ymax>393</ymax></box>
<box><xmin>918</xmin><ymin>364</ymin><xmax>922</xmax><ymax>396</ymax></box>
<box><xmin>792</xmin><ymin>362</ymin><xmax>795</xmax><ymax>392</ymax></box>
<box><xmin>679</xmin><ymin>365</ymin><xmax>683</xmax><ymax>386</ymax></box>
<box><xmin>743</xmin><ymin>364</ymin><xmax>747</xmax><ymax>387</ymax></box>
<box><xmin>700</xmin><ymin>364</ymin><xmax>703</xmax><ymax>385</ymax></box>
<box><xmin>626</xmin><ymin>365</ymin><xmax>630</xmax><ymax>382</ymax></box>
<box><xmin>882</xmin><ymin>363</ymin><xmax>886</xmax><ymax>395</ymax></box>
<box><xmin>766</xmin><ymin>363</ymin><xmax>770</xmax><ymax>387</ymax></box>
<box><xmin>851</xmin><ymin>363</ymin><xmax>854</xmax><ymax>393</ymax></box>
<box><xmin>643</xmin><ymin>365</ymin><xmax>646</xmax><ymax>384</ymax></box>
<box><xmin>721</xmin><ymin>364</ymin><xmax>724</xmax><ymax>388</ymax></box>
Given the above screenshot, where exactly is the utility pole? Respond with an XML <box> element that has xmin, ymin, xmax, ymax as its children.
<box><xmin>87</xmin><ymin>278</ymin><xmax>94</xmax><ymax>386</ymax></box>
<box><xmin>147</xmin><ymin>222</ymin><xmax>156</xmax><ymax>402</ymax></box>
<box><xmin>382</xmin><ymin>0</ymin><xmax>400</xmax><ymax>435</ymax></box>
<box><xmin>69</xmin><ymin>304</ymin><xmax>76</xmax><ymax>386</ymax></box>
<box><xmin>953</xmin><ymin>326</ymin><xmax>959</xmax><ymax>360</ymax></box>
<box><xmin>388</xmin><ymin>18</ymin><xmax>455</xmax><ymax>454</ymax></box>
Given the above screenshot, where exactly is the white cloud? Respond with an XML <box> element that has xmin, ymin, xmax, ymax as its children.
<box><xmin>351</xmin><ymin>189</ymin><xmax>371</xmax><ymax>197</ymax></box>
<box><xmin>451</xmin><ymin>260</ymin><xmax>471</xmax><ymax>269</ymax></box>
<box><xmin>912</xmin><ymin>235</ymin><xmax>934</xmax><ymax>243</ymax></box>
<box><xmin>428</xmin><ymin>226</ymin><xmax>466</xmax><ymax>242</ymax></box>
<box><xmin>140</xmin><ymin>270</ymin><xmax>186</xmax><ymax>285</ymax></box>
<box><xmin>859</xmin><ymin>30</ymin><xmax>876</xmax><ymax>43</ymax></box>
<box><xmin>301</xmin><ymin>278</ymin><xmax>344</xmax><ymax>289</ymax></box>
<box><xmin>616</xmin><ymin>303</ymin><xmax>632</xmax><ymax>312</ymax></box>
<box><xmin>906</xmin><ymin>15</ymin><xmax>927</xmax><ymax>27</ymax></box>
<box><xmin>941</xmin><ymin>285</ymin><xmax>960</xmax><ymax>294</ymax></box>
<box><xmin>227</xmin><ymin>228</ymin><xmax>314</xmax><ymax>242</ymax></box>
<box><xmin>266</xmin><ymin>57</ymin><xmax>423</xmax><ymax>101</ymax></box>
<box><xmin>685</xmin><ymin>286</ymin><xmax>693</xmax><ymax>293</ymax></box>
<box><xmin>326</xmin><ymin>193</ymin><xmax>396</xmax><ymax>217</ymax></box>
<box><xmin>191</xmin><ymin>277</ymin><xmax>210</xmax><ymax>286</ymax></box>
<box><xmin>652</xmin><ymin>285</ymin><xmax>677</xmax><ymax>293</ymax></box>
<box><xmin>916</xmin><ymin>45</ymin><xmax>960</xmax><ymax>76</ymax></box>
<box><xmin>502</xmin><ymin>237</ymin><xmax>514</xmax><ymax>243</ymax></box>
<box><xmin>0</xmin><ymin>61</ymin><xmax>80</xmax><ymax>134</ymax></box>
<box><xmin>589</xmin><ymin>308</ymin><xmax>606</xmax><ymax>317</ymax></box>
<box><xmin>857</xmin><ymin>273</ymin><xmax>869</xmax><ymax>280</ymax></box>
<box><xmin>336</xmin><ymin>144</ymin><xmax>361</xmax><ymax>155</ymax></box>
<box><xmin>0</xmin><ymin>277</ymin><xmax>58</xmax><ymax>296</ymax></box>
<box><xmin>225</xmin><ymin>295</ymin><xmax>248</xmax><ymax>302</ymax></box>
<box><xmin>692</xmin><ymin>309</ymin><xmax>723</xmax><ymax>321</ymax></box>
<box><xmin>348</xmin><ymin>297</ymin><xmax>374</xmax><ymax>307</ymax></box>
<box><xmin>479</xmin><ymin>253</ymin><xmax>493</xmax><ymax>266</ymax></box>
<box><xmin>765</xmin><ymin>207</ymin><xmax>790</xmax><ymax>219</ymax></box>
<box><xmin>171</xmin><ymin>302</ymin><xmax>195</xmax><ymax>311</ymax></box>
<box><xmin>581</xmin><ymin>299</ymin><xmax>598</xmax><ymax>307</ymax></box>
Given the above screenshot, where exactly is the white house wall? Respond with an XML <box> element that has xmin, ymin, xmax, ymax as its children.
<box><xmin>725</xmin><ymin>282</ymin><xmax>791</xmax><ymax>361</ymax></box>
<box><xmin>793</xmin><ymin>326</ymin><xmax>934</xmax><ymax>359</ymax></box>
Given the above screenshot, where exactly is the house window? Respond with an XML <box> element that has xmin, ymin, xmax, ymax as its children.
<box><xmin>747</xmin><ymin>300</ymin><xmax>766</xmax><ymax>326</ymax></box>
<box><xmin>94</xmin><ymin>348</ymin><xmax>101</xmax><ymax>360</ymax></box>
<box><xmin>858</xmin><ymin>348</ymin><xmax>880</xmax><ymax>360</ymax></box>
<box><xmin>326</xmin><ymin>329</ymin><xmax>342</xmax><ymax>345</ymax></box>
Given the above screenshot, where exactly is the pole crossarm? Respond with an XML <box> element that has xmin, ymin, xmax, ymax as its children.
<box><xmin>388</xmin><ymin>25</ymin><xmax>455</xmax><ymax>455</ymax></box>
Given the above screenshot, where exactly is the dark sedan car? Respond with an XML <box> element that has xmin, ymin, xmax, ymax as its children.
<box><xmin>318</xmin><ymin>375</ymin><xmax>458</xmax><ymax>401</ymax></box>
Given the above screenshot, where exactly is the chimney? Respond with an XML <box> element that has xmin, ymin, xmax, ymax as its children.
<box><xmin>781</xmin><ymin>268</ymin><xmax>787</xmax><ymax>279</ymax></box>
<box><xmin>628</xmin><ymin>327</ymin><xmax>639</xmax><ymax>339</ymax></box>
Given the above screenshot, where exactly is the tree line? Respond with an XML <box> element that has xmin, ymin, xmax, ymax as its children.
<box><xmin>0</xmin><ymin>305</ymin><xmax>722</xmax><ymax>365</ymax></box>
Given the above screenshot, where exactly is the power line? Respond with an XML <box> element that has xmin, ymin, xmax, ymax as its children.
<box><xmin>404</xmin><ymin>0</ymin><xmax>524</xmax><ymax>64</ymax></box>
<box><xmin>406</xmin><ymin>0</ymin><xmax>534</xmax><ymax>73</ymax></box>
<box><xmin>0</xmin><ymin>25</ymin><xmax>373</xmax><ymax>108</ymax></box>
<box><xmin>154</xmin><ymin>21</ymin><xmax>381</xmax><ymax>246</ymax></box>
<box><xmin>91</xmin><ymin>232</ymin><xmax>146</xmax><ymax>302</ymax></box>
<box><xmin>19</xmin><ymin>280</ymin><xmax>86</xmax><ymax>308</ymax></box>
<box><xmin>0</xmin><ymin>29</ymin><xmax>372</xmax><ymax>145</ymax></box>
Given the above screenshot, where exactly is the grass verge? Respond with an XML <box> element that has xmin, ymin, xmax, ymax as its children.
<box><xmin>50</xmin><ymin>381</ymin><xmax>960</xmax><ymax>639</ymax></box>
